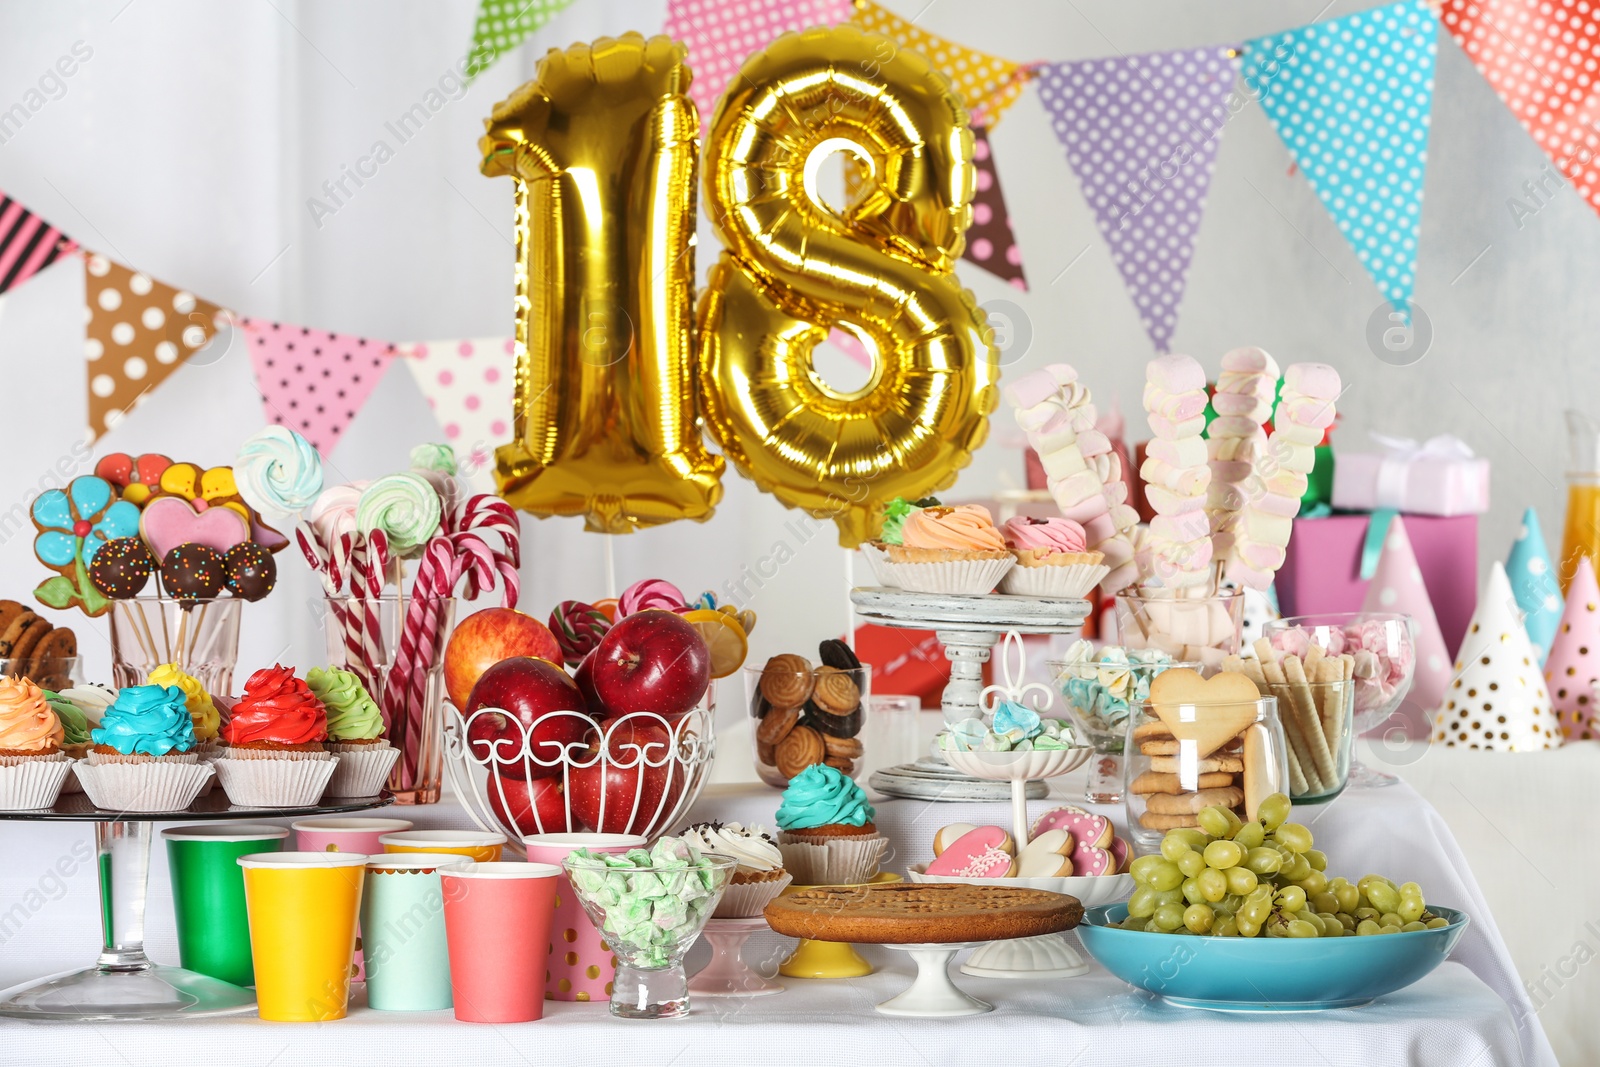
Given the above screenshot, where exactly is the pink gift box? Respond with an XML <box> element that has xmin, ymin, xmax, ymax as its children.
<box><xmin>1331</xmin><ymin>435</ymin><xmax>1490</xmax><ymax>516</ymax></box>
<box><xmin>1276</xmin><ymin>513</ymin><xmax>1478</xmax><ymax>658</ymax></box>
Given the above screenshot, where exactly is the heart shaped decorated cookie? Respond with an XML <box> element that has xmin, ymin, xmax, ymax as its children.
<box><xmin>1148</xmin><ymin>668</ymin><xmax>1261</xmax><ymax>760</ymax></box>
<box><xmin>925</xmin><ymin>826</ymin><xmax>1014</xmax><ymax>878</ymax></box>
<box><xmin>140</xmin><ymin>495</ymin><xmax>250</xmax><ymax>562</ymax></box>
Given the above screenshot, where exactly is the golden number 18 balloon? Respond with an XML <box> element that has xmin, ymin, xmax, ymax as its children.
<box><xmin>480</xmin><ymin>34</ymin><xmax>723</xmax><ymax>534</ymax></box>
<box><xmin>697</xmin><ymin>25</ymin><xmax>1000</xmax><ymax>547</ymax></box>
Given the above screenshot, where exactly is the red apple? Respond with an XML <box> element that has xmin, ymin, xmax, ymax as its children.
<box><xmin>573</xmin><ymin>649</ymin><xmax>605</xmax><ymax>718</ymax></box>
<box><xmin>487</xmin><ymin>772</ymin><xmax>571</xmax><ymax>835</ymax></box>
<box><xmin>587</xmin><ymin>609</ymin><xmax>710</xmax><ymax>720</ymax></box>
<box><xmin>464</xmin><ymin>657</ymin><xmax>594</xmax><ymax>780</ymax></box>
<box><xmin>444</xmin><ymin>607</ymin><xmax>563</xmax><ymax>710</ymax></box>
<box><xmin>570</xmin><ymin>718</ymin><xmax>686</xmax><ymax>835</ymax></box>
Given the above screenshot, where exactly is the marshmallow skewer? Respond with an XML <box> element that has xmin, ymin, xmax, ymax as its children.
<box><xmin>1225</xmin><ymin>363</ymin><xmax>1340</xmax><ymax>591</ymax></box>
<box><xmin>1206</xmin><ymin>347</ymin><xmax>1279</xmax><ymax>558</ymax></box>
<box><xmin>1139</xmin><ymin>354</ymin><xmax>1213</xmax><ymax>590</ymax></box>
<box><xmin>1007</xmin><ymin>364</ymin><xmax>1139</xmax><ymax>593</ymax></box>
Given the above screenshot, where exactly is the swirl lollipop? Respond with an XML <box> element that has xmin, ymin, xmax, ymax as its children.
<box><xmin>549</xmin><ymin>600</ymin><xmax>612</xmax><ymax>666</ymax></box>
<box><xmin>235</xmin><ymin>426</ymin><xmax>325</xmax><ymax>519</ymax></box>
<box><xmin>356</xmin><ymin>473</ymin><xmax>441</xmax><ymax>558</ymax></box>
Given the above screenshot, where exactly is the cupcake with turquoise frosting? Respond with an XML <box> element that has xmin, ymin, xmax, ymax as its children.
<box><xmin>75</xmin><ymin>684</ymin><xmax>214</xmax><ymax>812</ymax></box>
<box><xmin>773</xmin><ymin>764</ymin><xmax>888</xmax><ymax>884</ymax></box>
<box><xmin>307</xmin><ymin>666</ymin><xmax>398</xmax><ymax>797</ymax></box>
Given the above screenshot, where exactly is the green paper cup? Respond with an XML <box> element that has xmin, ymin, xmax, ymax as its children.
<box><xmin>162</xmin><ymin>823</ymin><xmax>290</xmax><ymax>986</ymax></box>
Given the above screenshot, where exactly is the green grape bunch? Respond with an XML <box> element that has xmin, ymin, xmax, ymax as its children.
<box><xmin>1115</xmin><ymin>793</ymin><xmax>1450</xmax><ymax>938</ymax></box>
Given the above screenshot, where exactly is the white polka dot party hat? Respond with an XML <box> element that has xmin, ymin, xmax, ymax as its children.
<box><xmin>1433</xmin><ymin>561</ymin><xmax>1560</xmax><ymax>751</ymax></box>
<box><xmin>1359</xmin><ymin>515</ymin><xmax>1452</xmax><ymax>716</ymax></box>
<box><xmin>1544</xmin><ymin>555</ymin><xmax>1600</xmax><ymax>741</ymax></box>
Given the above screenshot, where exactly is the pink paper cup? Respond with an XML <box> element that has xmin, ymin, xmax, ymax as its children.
<box><xmin>523</xmin><ymin>832</ymin><xmax>647</xmax><ymax>1002</ymax></box>
<box><xmin>292</xmin><ymin>817</ymin><xmax>414</xmax><ymax>983</ymax></box>
<box><xmin>441</xmin><ymin>862</ymin><xmax>561</xmax><ymax>1023</ymax></box>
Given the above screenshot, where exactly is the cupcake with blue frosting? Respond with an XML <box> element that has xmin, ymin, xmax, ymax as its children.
<box><xmin>773</xmin><ymin>764</ymin><xmax>888</xmax><ymax>884</ymax></box>
<box><xmin>75</xmin><ymin>684</ymin><xmax>213</xmax><ymax>812</ymax></box>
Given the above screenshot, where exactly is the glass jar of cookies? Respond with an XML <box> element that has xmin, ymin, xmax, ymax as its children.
<box><xmin>1123</xmin><ymin>684</ymin><xmax>1290</xmax><ymax>850</ymax></box>
<box><xmin>747</xmin><ymin>640</ymin><xmax>871</xmax><ymax>789</ymax></box>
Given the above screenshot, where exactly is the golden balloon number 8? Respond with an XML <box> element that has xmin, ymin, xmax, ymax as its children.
<box><xmin>482</xmin><ymin>29</ymin><xmax>998</xmax><ymax>545</ymax></box>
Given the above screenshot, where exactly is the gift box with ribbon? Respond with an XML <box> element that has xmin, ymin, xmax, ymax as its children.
<box><xmin>1331</xmin><ymin>433</ymin><xmax>1490</xmax><ymax>516</ymax></box>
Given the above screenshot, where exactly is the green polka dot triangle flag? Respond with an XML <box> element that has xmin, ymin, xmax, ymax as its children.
<box><xmin>466</xmin><ymin>0</ymin><xmax>577</xmax><ymax>80</ymax></box>
<box><xmin>1242</xmin><ymin>0</ymin><xmax>1436</xmax><ymax>318</ymax></box>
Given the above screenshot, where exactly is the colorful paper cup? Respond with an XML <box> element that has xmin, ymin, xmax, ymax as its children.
<box><xmin>440</xmin><ymin>862</ymin><xmax>561</xmax><ymax>1023</ymax></box>
<box><xmin>380</xmin><ymin>829</ymin><xmax>506</xmax><ymax>863</ymax></box>
<box><xmin>292</xmin><ymin>817</ymin><xmax>414</xmax><ymax>855</ymax></box>
<box><xmin>239</xmin><ymin>851</ymin><xmax>369</xmax><ymax>1022</ymax></box>
<box><xmin>523</xmin><ymin>832</ymin><xmax>647</xmax><ymax>1002</ymax></box>
<box><xmin>362</xmin><ymin>853</ymin><xmax>470</xmax><ymax>1012</ymax></box>
<box><xmin>162</xmin><ymin>823</ymin><xmax>289</xmax><ymax>987</ymax></box>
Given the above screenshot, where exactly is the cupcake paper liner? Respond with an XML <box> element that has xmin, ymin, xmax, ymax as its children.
<box><xmin>0</xmin><ymin>753</ymin><xmax>73</xmax><ymax>811</ymax></box>
<box><xmin>777</xmin><ymin>833</ymin><xmax>889</xmax><ymax>886</ymax></box>
<box><xmin>998</xmin><ymin>561</ymin><xmax>1111</xmax><ymax>599</ymax></box>
<box><xmin>74</xmin><ymin>759</ymin><xmax>214</xmax><ymax>813</ymax></box>
<box><xmin>213</xmin><ymin>755</ymin><xmax>339</xmax><ymax>807</ymax></box>
<box><xmin>860</xmin><ymin>543</ymin><xmax>900</xmax><ymax>588</ymax></box>
<box><xmin>325</xmin><ymin>743</ymin><xmax>399</xmax><ymax>797</ymax></box>
<box><xmin>220</xmin><ymin>746</ymin><xmax>335</xmax><ymax>761</ymax></box>
<box><xmin>85</xmin><ymin>749</ymin><xmax>200</xmax><ymax>766</ymax></box>
<box><xmin>714</xmin><ymin>871</ymin><xmax>794</xmax><ymax>918</ymax></box>
<box><xmin>867</xmin><ymin>556</ymin><xmax>1015</xmax><ymax>596</ymax></box>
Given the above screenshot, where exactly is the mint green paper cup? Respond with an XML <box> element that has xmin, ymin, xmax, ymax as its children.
<box><xmin>162</xmin><ymin>823</ymin><xmax>290</xmax><ymax>987</ymax></box>
<box><xmin>362</xmin><ymin>853</ymin><xmax>470</xmax><ymax>1011</ymax></box>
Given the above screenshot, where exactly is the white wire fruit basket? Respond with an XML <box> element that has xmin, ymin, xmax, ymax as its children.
<box><xmin>444</xmin><ymin>695</ymin><xmax>716</xmax><ymax>855</ymax></box>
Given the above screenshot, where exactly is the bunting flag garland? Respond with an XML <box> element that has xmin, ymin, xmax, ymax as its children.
<box><xmin>465</xmin><ymin>0</ymin><xmax>579</xmax><ymax>79</ymax></box>
<box><xmin>241</xmin><ymin>318</ymin><xmax>395</xmax><ymax>455</ymax></box>
<box><xmin>84</xmin><ymin>253</ymin><xmax>226</xmax><ymax>443</ymax></box>
<box><xmin>1244</xmin><ymin>1</ymin><xmax>1437</xmax><ymax>316</ymax></box>
<box><xmin>964</xmin><ymin>125</ymin><xmax>1027</xmax><ymax>288</ymax></box>
<box><xmin>1036</xmin><ymin>47</ymin><xmax>1236</xmax><ymax>353</ymax></box>
<box><xmin>398</xmin><ymin>336</ymin><xmax>518</xmax><ymax>492</ymax></box>
<box><xmin>0</xmin><ymin>191</ymin><xmax>76</xmax><ymax>296</ymax></box>
<box><xmin>665</xmin><ymin>0</ymin><xmax>853</xmax><ymax>129</ymax></box>
<box><xmin>1441</xmin><ymin>0</ymin><xmax>1600</xmax><ymax>222</ymax></box>
<box><xmin>850</xmin><ymin>0</ymin><xmax>1031</xmax><ymax>127</ymax></box>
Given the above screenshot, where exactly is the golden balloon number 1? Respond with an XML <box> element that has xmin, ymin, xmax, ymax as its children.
<box><xmin>482</xmin><ymin>29</ymin><xmax>997</xmax><ymax>544</ymax></box>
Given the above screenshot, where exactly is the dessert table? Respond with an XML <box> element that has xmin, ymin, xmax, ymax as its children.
<box><xmin>0</xmin><ymin>768</ymin><xmax>1557</xmax><ymax>1067</ymax></box>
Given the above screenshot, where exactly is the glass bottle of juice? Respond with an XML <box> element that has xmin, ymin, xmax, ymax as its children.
<box><xmin>1559</xmin><ymin>411</ymin><xmax>1600</xmax><ymax>591</ymax></box>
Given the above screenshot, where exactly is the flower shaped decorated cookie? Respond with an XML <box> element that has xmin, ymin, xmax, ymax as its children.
<box><xmin>31</xmin><ymin>475</ymin><xmax>141</xmax><ymax>615</ymax></box>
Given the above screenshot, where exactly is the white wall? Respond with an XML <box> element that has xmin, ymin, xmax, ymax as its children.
<box><xmin>0</xmin><ymin>0</ymin><xmax>1587</xmax><ymax>694</ymax></box>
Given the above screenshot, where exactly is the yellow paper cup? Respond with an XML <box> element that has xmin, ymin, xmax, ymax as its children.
<box><xmin>379</xmin><ymin>829</ymin><xmax>506</xmax><ymax>863</ymax></box>
<box><xmin>238</xmin><ymin>851</ymin><xmax>369</xmax><ymax>1022</ymax></box>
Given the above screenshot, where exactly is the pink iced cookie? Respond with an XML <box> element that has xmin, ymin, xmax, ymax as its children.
<box><xmin>140</xmin><ymin>495</ymin><xmax>251</xmax><ymax>562</ymax></box>
<box><xmin>1146</xmin><ymin>353</ymin><xmax>1206</xmax><ymax>394</ymax></box>
<box><xmin>1108</xmin><ymin>836</ymin><xmax>1130</xmax><ymax>875</ymax></box>
<box><xmin>925</xmin><ymin>826</ymin><xmax>1015</xmax><ymax>877</ymax></box>
<box><xmin>933</xmin><ymin>823</ymin><xmax>978</xmax><ymax>856</ymax></box>
<box><xmin>1073</xmin><ymin>844</ymin><xmax>1115</xmax><ymax>877</ymax></box>
<box><xmin>1031</xmin><ymin>805</ymin><xmax>1113</xmax><ymax>849</ymax></box>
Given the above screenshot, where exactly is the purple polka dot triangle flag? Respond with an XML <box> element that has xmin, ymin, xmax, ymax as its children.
<box><xmin>397</xmin><ymin>336</ymin><xmax>517</xmax><ymax>492</ymax></box>
<box><xmin>1035</xmin><ymin>46</ymin><xmax>1237</xmax><ymax>353</ymax></box>
<box><xmin>1242</xmin><ymin>0</ymin><xmax>1436</xmax><ymax>318</ymax></box>
<box><xmin>242</xmin><ymin>318</ymin><xmax>396</xmax><ymax>456</ymax></box>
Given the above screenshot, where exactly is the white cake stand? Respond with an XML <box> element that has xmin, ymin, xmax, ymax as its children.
<box><xmin>875</xmin><ymin>942</ymin><xmax>989</xmax><ymax>1016</ymax></box>
<box><xmin>941</xmin><ymin>746</ymin><xmax>1093</xmax><ymax>848</ymax></box>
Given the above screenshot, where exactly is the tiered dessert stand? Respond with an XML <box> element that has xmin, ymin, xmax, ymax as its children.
<box><xmin>0</xmin><ymin>791</ymin><xmax>391</xmax><ymax>1020</ymax></box>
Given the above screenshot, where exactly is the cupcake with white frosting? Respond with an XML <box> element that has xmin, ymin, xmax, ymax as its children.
<box><xmin>679</xmin><ymin>821</ymin><xmax>793</xmax><ymax>917</ymax></box>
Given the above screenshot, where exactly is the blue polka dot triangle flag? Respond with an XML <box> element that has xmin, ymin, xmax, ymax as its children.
<box><xmin>1508</xmin><ymin>506</ymin><xmax>1563</xmax><ymax>663</ymax></box>
<box><xmin>1036</xmin><ymin>47</ymin><xmax>1237</xmax><ymax>353</ymax></box>
<box><xmin>1242</xmin><ymin>0</ymin><xmax>1436</xmax><ymax>318</ymax></box>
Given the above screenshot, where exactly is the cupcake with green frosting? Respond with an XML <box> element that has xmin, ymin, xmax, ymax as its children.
<box><xmin>42</xmin><ymin>690</ymin><xmax>92</xmax><ymax>760</ymax></box>
<box><xmin>862</xmin><ymin>497</ymin><xmax>938</xmax><ymax>589</ymax></box>
<box><xmin>307</xmin><ymin>666</ymin><xmax>399</xmax><ymax>797</ymax></box>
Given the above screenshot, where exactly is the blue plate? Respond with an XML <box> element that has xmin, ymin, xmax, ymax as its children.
<box><xmin>1077</xmin><ymin>903</ymin><xmax>1469</xmax><ymax>1011</ymax></box>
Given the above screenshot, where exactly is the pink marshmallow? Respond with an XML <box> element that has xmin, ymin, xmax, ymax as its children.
<box><xmin>1081</xmin><ymin>512</ymin><xmax>1117</xmax><ymax>542</ymax></box>
<box><xmin>1227</xmin><ymin>560</ymin><xmax>1275</xmax><ymax>592</ymax></box>
<box><xmin>1284</xmin><ymin>362</ymin><xmax>1340</xmax><ymax>400</ymax></box>
<box><xmin>1145</xmin><ymin>353</ymin><xmax>1206</xmax><ymax>394</ymax></box>
<box><xmin>1141</xmin><ymin>456</ymin><xmax>1210</xmax><ymax>496</ymax></box>
<box><xmin>1075</xmin><ymin>429</ymin><xmax>1111</xmax><ymax>457</ymax></box>
<box><xmin>1005</xmin><ymin>370</ymin><xmax>1062</xmax><ymax>411</ymax></box>
<box><xmin>1208</xmin><ymin>459</ymin><xmax>1254</xmax><ymax>484</ymax></box>
<box><xmin>1210</xmin><ymin>392</ymin><xmax>1271</xmax><ymax>420</ymax></box>
<box><xmin>1209</xmin><ymin>414</ymin><xmax>1265</xmax><ymax>438</ymax></box>
<box><xmin>1278</xmin><ymin>394</ymin><xmax>1338</xmax><ymax>429</ymax></box>
<box><xmin>1108</xmin><ymin>504</ymin><xmax>1141</xmax><ymax>532</ymax></box>
<box><xmin>1220</xmin><ymin>346</ymin><xmax>1280</xmax><ymax>376</ymax></box>
<box><xmin>1236</xmin><ymin>540</ymin><xmax>1287</xmax><ymax>570</ymax></box>
<box><xmin>1145</xmin><ymin>485</ymin><xmax>1207</xmax><ymax>515</ymax></box>
<box><xmin>1147</xmin><ymin>436</ymin><xmax>1208</xmax><ymax>468</ymax></box>
<box><xmin>1044</xmin><ymin>363</ymin><xmax>1079</xmax><ymax>386</ymax></box>
<box><xmin>1058</xmin><ymin>494</ymin><xmax>1111</xmax><ymax>523</ymax></box>
<box><xmin>1151</xmin><ymin>513</ymin><xmax>1211</xmax><ymax>543</ymax></box>
<box><xmin>1147</xmin><ymin>413</ymin><xmax>1206</xmax><ymax>440</ymax></box>
<box><xmin>1100</xmin><ymin>560</ymin><xmax>1140</xmax><ymax>595</ymax></box>
<box><xmin>1142</xmin><ymin>382</ymin><xmax>1209</xmax><ymax>421</ymax></box>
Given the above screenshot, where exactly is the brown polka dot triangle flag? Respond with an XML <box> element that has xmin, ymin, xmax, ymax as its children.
<box><xmin>1544</xmin><ymin>555</ymin><xmax>1600</xmax><ymax>742</ymax></box>
<box><xmin>241</xmin><ymin>317</ymin><xmax>395</xmax><ymax>455</ymax></box>
<box><xmin>964</xmin><ymin>125</ymin><xmax>1026</xmax><ymax>289</ymax></box>
<box><xmin>82</xmin><ymin>252</ymin><xmax>226</xmax><ymax>443</ymax></box>
<box><xmin>1433</xmin><ymin>561</ymin><xmax>1560</xmax><ymax>751</ymax></box>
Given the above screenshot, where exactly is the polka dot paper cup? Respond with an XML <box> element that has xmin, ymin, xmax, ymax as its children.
<box><xmin>522</xmin><ymin>833</ymin><xmax>647</xmax><ymax>1002</ymax></box>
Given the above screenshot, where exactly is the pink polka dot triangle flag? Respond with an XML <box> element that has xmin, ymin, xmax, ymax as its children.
<box><xmin>1433</xmin><ymin>561</ymin><xmax>1560</xmax><ymax>751</ymax></box>
<box><xmin>1544</xmin><ymin>555</ymin><xmax>1600</xmax><ymax>742</ymax></box>
<box><xmin>1441</xmin><ymin>0</ymin><xmax>1600</xmax><ymax>225</ymax></box>
<box><xmin>1359</xmin><ymin>514</ymin><xmax>1452</xmax><ymax>733</ymax></box>
<box><xmin>1506</xmin><ymin>506</ymin><xmax>1562</xmax><ymax>664</ymax></box>
<box><xmin>1035</xmin><ymin>46</ymin><xmax>1237</xmax><ymax>353</ymax></box>
<box><xmin>396</xmin><ymin>336</ymin><xmax>517</xmax><ymax>493</ymax></box>
<box><xmin>1242</xmin><ymin>0</ymin><xmax>1436</xmax><ymax>318</ymax></box>
<box><xmin>240</xmin><ymin>317</ymin><xmax>395</xmax><ymax>456</ymax></box>
<box><xmin>666</xmin><ymin>0</ymin><xmax>854</xmax><ymax>131</ymax></box>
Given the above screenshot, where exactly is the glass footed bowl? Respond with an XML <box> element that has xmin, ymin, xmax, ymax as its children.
<box><xmin>562</xmin><ymin>854</ymin><xmax>737</xmax><ymax>1019</ymax></box>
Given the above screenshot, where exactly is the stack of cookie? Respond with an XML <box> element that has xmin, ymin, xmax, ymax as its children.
<box><xmin>0</xmin><ymin>600</ymin><xmax>78</xmax><ymax>692</ymax></box>
<box><xmin>1128</xmin><ymin>719</ymin><xmax>1247</xmax><ymax>831</ymax></box>
<box><xmin>752</xmin><ymin>639</ymin><xmax>866</xmax><ymax>781</ymax></box>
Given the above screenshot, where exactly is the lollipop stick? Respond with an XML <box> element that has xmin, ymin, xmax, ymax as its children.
<box><xmin>173</xmin><ymin>608</ymin><xmax>190</xmax><ymax>671</ymax></box>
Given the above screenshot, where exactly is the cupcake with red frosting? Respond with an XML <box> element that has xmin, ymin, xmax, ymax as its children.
<box><xmin>998</xmin><ymin>516</ymin><xmax>1109</xmax><ymax>598</ymax></box>
<box><xmin>212</xmin><ymin>665</ymin><xmax>338</xmax><ymax>806</ymax></box>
